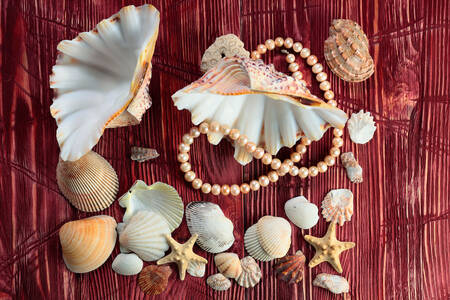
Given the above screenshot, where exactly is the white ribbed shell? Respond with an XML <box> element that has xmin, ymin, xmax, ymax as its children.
<box><xmin>284</xmin><ymin>196</ymin><xmax>319</xmax><ymax>229</ymax></box>
<box><xmin>112</xmin><ymin>253</ymin><xmax>143</xmax><ymax>276</ymax></box>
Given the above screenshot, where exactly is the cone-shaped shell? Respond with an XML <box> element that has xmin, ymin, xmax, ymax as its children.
<box><xmin>119</xmin><ymin>180</ymin><xmax>183</xmax><ymax>232</ymax></box>
<box><xmin>138</xmin><ymin>265</ymin><xmax>172</xmax><ymax>295</ymax></box>
<box><xmin>112</xmin><ymin>253</ymin><xmax>143</xmax><ymax>276</ymax></box>
<box><xmin>236</xmin><ymin>256</ymin><xmax>262</xmax><ymax>288</ymax></box>
<box><xmin>321</xmin><ymin>189</ymin><xmax>354</xmax><ymax>226</ymax></box>
<box><xmin>207</xmin><ymin>273</ymin><xmax>232</xmax><ymax>291</ymax></box>
<box><xmin>172</xmin><ymin>57</ymin><xmax>348</xmax><ymax>165</ymax></box>
<box><xmin>273</xmin><ymin>250</ymin><xmax>306</xmax><ymax>284</ymax></box>
<box><xmin>119</xmin><ymin>211</ymin><xmax>170</xmax><ymax>261</ymax></box>
<box><xmin>284</xmin><ymin>196</ymin><xmax>319</xmax><ymax>229</ymax></box>
<box><xmin>131</xmin><ymin>146</ymin><xmax>159</xmax><ymax>162</ymax></box>
<box><xmin>56</xmin><ymin>151</ymin><xmax>119</xmax><ymax>212</ymax></box>
<box><xmin>59</xmin><ymin>215</ymin><xmax>117</xmax><ymax>273</ymax></box>
<box><xmin>256</xmin><ymin>216</ymin><xmax>291</xmax><ymax>258</ymax></box>
<box><xmin>214</xmin><ymin>252</ymin><xmax>242</xmax><ymax>279</ymax></box>
<box><xmin>50</xmin><ymin>5</ymin><xmax>160</xmax><ymax>161</ymax></box>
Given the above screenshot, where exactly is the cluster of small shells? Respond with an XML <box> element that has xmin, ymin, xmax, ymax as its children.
<box><xmin>341</xmin><ymin>152</ymin><xmax>363</xmax><ymax>183</ymax></box>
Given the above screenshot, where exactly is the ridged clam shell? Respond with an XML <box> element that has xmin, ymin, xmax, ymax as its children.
<box><xmin>214</xmin><ymin>252</ymin><xmax>242</xmax><ymax>279</ymax></box>
<box><xmin>236</xmin><ymin>256</ymin><xmax>262</xmax><ymax>288</ymax></box>
<box><xmin>347</xmin><ymin>110</ymin><xmax>376</xmax><ymax>144</ymax></box>
<box><xmin>185</xmin><ymin>202</ymin><xmax>234</xmax><ymax>253</ymax></box>
<box><xmin>273</xmin><ymin>250</ymin><xmax>305</xmax><ymax>284</ymax></box>
<box><xmin>207</xmin><ymin>273</ymin><xmax>232</xmax><ymax>291</ymax></box>
<box><xmin>56</xmin><ymin>151</ymin><xmax>119</xmax><ymax>212</ymax></box>
<box><xmin>284</xmin><ymin>196</ymin><xmax>319</xmax><ymax>229</ymax></box>
<box><xmin>321</xmin><ymin>189</ymin><xmax>354</xmax><ymax>226</ymax></box>
<box><xmin>119</xmin><ymin>180</ymin><xmax>183</xmax><ymax>232</ymax></box>
<box><xmin>201</xmin><ymin>34</ymin><xmax>250</xmax><ymax>72</ymax></box>
<box><xmin>59</xmin><ymin>215</ymin><xmax>117</xmax><ymax>273</ymax></box>
<box><xmin>119</xmin><ymin>211</ymin><xmax>170</xmax><ymax>261</ymax></box>
<box><xmin>243</xmin><ymin>224</ymin><xmax>273</xmax><ymax>261</ymax></box>
<box><xmin>130</xmin><ymin>146</ymin><xmax>159</xmax><ymax>162</ymax></box>
<box><xmin>112</xmin><ymin>253</ymin><xmax>143</xmax><ymax>276</ymax></box>
<box><xmin>256</xmin><ymin>216</ymin><xmax>291</xmax><ymax>258</ymax></box>
<box><xmin>313</xmin><ymin>273</ymin><xmax>349</xmax><ymax>294</ymax></box>
<box><xmin>341</xmin><ymin>152</ymin><xmax>363</xmax><ymax>183</ymax></box>
<box><xmin>324</xmin><ymin>19</ymin><xmax>374</xmax><ymax>82</ymax></box>
<box><xmin>187</xmin><ymin>261</ymin><xmax>206</xmax><ymax>278</ymax></box>
<box><xmin>138</xmin><ymin>265</ymin><xmax>172</xmax><ymax>295</ymax></box>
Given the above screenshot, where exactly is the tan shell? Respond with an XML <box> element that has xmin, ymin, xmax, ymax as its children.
<box><xmin>201</xmin><ymin>34</ymin><xmax>250</xmax><ymax>72</ymax></box>
<box><xmin>321</xmin><ymin>189</ymin><xmax>354</xmax><ymax>226</ymax></box>
<box><xmin>324</xmin><ymin>19</ymin><xmax>374</xmax><ymax>82</ymax></box>
<box><xmin>207</xmin><ymin>273</ymin><xmax>232</xmax><ymax>291</ymax></box>
<box><xmin>138</xmin><ymin>265</ymin><xmax>172</xmax><ymax>295</ymax></box>
<box><xmin>59</xmin><ymin>215</ymin><xmax>117</xmax><ymax>273</ymax></box>
<box><xmin>56</xmin><ymin>151</ymin><xmax>119</xmax><ymax>212</ymax></box>
<box><xmin>214</xmin><ymin>252</ymin><xmax>242</xmax><ymax>279</ymax></box>
<box><xmin>273</xmin><ymin>250</ymin><xmax>305</xmax><ymax>284</ymax></box>
<box><xmin>130</xmin><ymin>146</ymin><xmax>159</xmax><ymax>162</ymax></box>
<box><xmin>341</xmin><ymin>152</ymin><xmax>363</xmax><ymax>183</ymax></box>
<box><xmin>236</xmin><ymin>256</ymin><xmax>262</xmax><ymax>288</ymax></box>
<box><xmin>256</xmin><ymin>216</ymin><xmax>291</xmax><ymax>258</ymax></box>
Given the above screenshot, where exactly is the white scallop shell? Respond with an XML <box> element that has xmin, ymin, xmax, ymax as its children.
<box><xmin>187</xmin><ymin>261</ymin><xmax>206</xmax><ymax>278</ymax></box>
<box><xmin>207</xmin><ymin>273</ymin><xmax>232</xmax><ymax>291</ymax></box>
<box><xmin>112</xmin><ymin>253</ymin><xmax>143</xmax><ymax>276</ymax></box>
<box><xmin>214</xmin><ymin>252</ymin><xmax>242</xmax><ymax>279</ymax></box>
<box><xmin>236</xmin><ymin>256</ymin><xmax>262</xmax><ymax>288</ymax></box>
<box><xmin>50</xmin><ymin>5</ymin><xmax>159</xmax><ymax>161</ymax></box>
<box><xmin>256</xmin><ymin>216</ymin><xmax>291</xmax><ymax>258</ymax></box>
<box><xmin>118</xmin><ymin>211</ymin><xmax>170</xmax><ymax>261</ymax></box>
<box><xmin>313</xmin><ymin>273</ymin><xmax>349</xmax><ymax>294</ymax></box>
<box><xmin>347</xmin><ymin>110</ymin><xmax>376</xmax><ymax>144</ymax></box>
<box><xmin>243</xmin><ymin>224</ymin><xmax>273</xmax><ymax>261</ymax></box>
<box><xmin>201</xmin><ymin>34</ymin><xmax>250</xmax><ymax>72</ymax></box>
<box><xmin>117</xmin><ymin>223</ymin><xmax>130</xmax><ymax>253</ymax></box>
<box><xmin>119</xmin><ymin>180</ymin><xmax>183</xmax><ymax>232</ymax></box>
<box><xmin>340</xmin><ymin>152</ymin><xmax>363</xmax><ymax>183</ymax></box>
<box><xmin>284</xmin><ymin>196</ymin><xmax>319</xmax><ymax>229</ymax></box>
<box><xmin>321</xmin><ymin>189</ymin><xmax>354</xmax><ymax>226</ymax></box>
<box><xmin>185</xmin><ymin>202</ymin><xmax>235</xmax><ymax>253</ymax></box>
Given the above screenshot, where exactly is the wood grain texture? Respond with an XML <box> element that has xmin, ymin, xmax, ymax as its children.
<box><xmin>0</xmin><ymin>0</ymin><xmax>449</xmax><ymax>299</ymax></box>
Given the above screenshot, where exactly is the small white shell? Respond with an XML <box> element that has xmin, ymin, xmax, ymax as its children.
<box><xmin>340</xmin><ymin>152</ymin><xmax>363</xmax><ymax>183</ymax></box>
<box><xmin>236</xmin><ymin>256</ymin><xmax>262</xmax><ymax>288</ymax></box>
<box><xmin>244</xmin><ymin>224</ymin><xmax>273</xmax><ymax>261</ymax></box>
<box><xmin>207</xmin><ymin>273</ymin><xmax>232</xmax><ymax>291</ymax></box>
<box><xmin>214</xmin><ymin>252</ymin><xmax>242</xmax><ymax>279</ymax></box>
<box><xmin>321</xmin><ymin>189</ymin><xmax>354</xmax><ymax>226</ymax></box>
<box><xmin>201</xmin><ymin>34</ymin><xmax>250</xmax><ymax>72</ymax></box>
<box><xmin>112</xmin><ymin>253</ymin><xmax>143</xmax><ymax>276</ymax></box>
<box><xmin>186</xmin><ymin>202</ymin><xmax>235</xmax><ymax>253</ymax></box>
<box><xmin>347</xmin><ymin>110</ymin><xmax>376</xmax><ymax>144</ymax></box>
<box><xmin>284</xmin><ymin>196</ymin><xmax>319</xmax><ymax>229</ymax></box>
<box><xmin>313</xmin><ymin>273</ymin><xmax>349</xmax><ymax>294</ymax></box>
<box><xmin>187</xmin><ymin>261</ymin><xmax>206</xmax><ymax>278</ymax></box>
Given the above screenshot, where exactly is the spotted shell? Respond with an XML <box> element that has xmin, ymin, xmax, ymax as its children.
<box><xmin>138</xmin><ymin>265</ymin><xmax>172</xmax><ymax>295</ymax></box>
<box><xmin>321</xmin><ymin>189</ymin><xmax>354</xmax><ymax>226</ymax></box>
<box><xmin>207</xmin><ymin>273</ymin><xmax>232</xmax><ymax>291</ymax></box>
<box><xmin>324</xmin><ymin>19</ymin><xmax>374</xmax><ymax>82</ymax></box>
<box><xmin>236</xmin><ymin>256</ymin><xmax>262</xmax><ymax>288</ymax></box>
<box><xmin>131</xmin><ymin>146</ymin><xmax>159</xmax><ymax>162</ymax></box>
<box><xmin>201</xmin><ymin>34</ymin><xmax>250</xmax><ymax>72</ymax></box>
<box><xmin>273</xmin><ymin>250</ymin><xmax>305</xmax><ymax>284</ymax></box>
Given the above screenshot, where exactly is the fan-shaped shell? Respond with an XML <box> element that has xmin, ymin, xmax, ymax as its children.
<box><xmin>131</xmin><ymin>146</ymin><xmax>159</xmax><ymax>162</ymax></box>
<box><xmin>56</xmin><ymin>151</ymin><xmax>118</xmax><ymax>212</ymax></box>
<box><xmin>341</xmin><ymin>152</ymin><xmax>363</xmax><ymax>183</ymax></box>
<box><xmin>244</xmin><ymin>224</ymin><xmax>273</xmax><ymax>261</ymax></box>
<box><xmin>207</xmin><ymin>273</ymin><xmax>232</xmax><ymax>291</ymax></box>
<box><xmin>324</xmin><ymin>19</ymin><xmax>374</xmax><ymax>82</ymax></box>
<box><xmin>273</xmin><ymin>250</ymin><xmax>305</xmax><ymax>284</ymax></box>
<box><xmin>50</xmin><ymin>5</ymin><xmax>159</xmax><ymax>161</ymax></box>
<box><xmin>112</xmin><ymin>253</ymin><xmax>143</xmax><ymax>276</ymax></box>
<box><xmin>321</xmin><ymin>189</ymin><xmax>354</xmax><ymax>226</ymax></box>
<box><xmin>347</xmin><ymin>110</ymin><xmax>376</xmax><ymax>144</ymax></box>
<box><xmin>201</xmin><ymin>34</ymin><xmax>250</xmax><ymax>72</ymax></box>
<box><xmin>119</xmin><ymin>211</ymin><xmax>170</xmax><ymax>261</ymax></box>
<box><xmin>284</xmin><ymin>196</ymin><xmax>319</xmax><ymax>229</ymax></box>
<box><xmin>119</xmin><ymin>180</ymin><xmax>183</xmax><ymax>232</ymax></box>
<box><xmin>185</xmin><ymin>202</ymin><xmax>235</xmax><ymax>253</ymax></box>
<box><xmin>256</xmin><ymin>216</ymin><xmax>291</xmax><ymax>258</ymax></box>
<box><xmin>172</xmin><ymin>57</ymin><xmax>348</xmax><ymax>165</ymax></box>
<box><xmin>187</xmin><ymin>261</ymin><xmax>206</xmax><ymax>278</ymax></box>
<box><xmin>313</xmin><ymin>273</ymin><xmax>349</xmax><ymax>294</ymax></box>
<box><xmin>138</xmin><ymin>265</ymin><xmax>172</xmax><ymax>295</ymax></box>
<box><xmin>214</xmin><ymin>252</ymin><xmax>242</xmax><ymax>279</ymax></box>
<box><xmin>236</xmin><ymin>256</ymin><xmax>262</xmax><ymax>288</ymax></box>
<box><xmin>59</xmin><ymin>215</ymin><xmax>117</xmax><ymax>273</ymax></box>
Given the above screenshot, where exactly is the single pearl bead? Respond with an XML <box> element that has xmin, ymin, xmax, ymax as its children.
<box><xmin>275</xmin><ymin>37</ymin><xmax>284</xmax><ymax>47</ymax></box>
<box><xmin>324</xmin><ymin>90</ymin><xmax>335</xmax><ymax>100</ymax></box>
<box><xmin>332</xmin><ymin>137</ymin><xmax>344</xmax><ymax>147</ymax></box>
<box><xmin>316</xmin><ymin>72</ymin><xmax>327</xmax><ymax>82</ymax></box>
<box><xmin>259</xmin><ymin>176</ymin><xmax>270</xmax><ymax>187</ymax></box>
<box><xmin>290</xmin><ymin>152</ymin><xmax>301</xmax><ymax>162</ymax></box>
<box><xmin>221</xmin><ymin>124</ymin><xmax>231</xmax><ymax>135</ymax></box>
<box><xmin>192</xmin><ymin>178</ymin><xmax>203</xmax><ymax>189</ymax></box>
<box><xmin>182</xmin><ymin>134</ymin><xmax>194</xmax><ymax>145</ymax></box>
<box><xmin>306</xmin><ymin>55</ymin><xmax>318</xmax><ymax>66</ymax></box>
<box><xmin>201</xmin><ymin>183</ymin><xmax>211</xmax><ymax>194</ymax></box>
<box><xmin>199</xmin><ymin>122</ymin><xmax>209</xmax><ymax>134</ymax></box>
<box><xmin>296</xmin><ymin>144</ymin><xmax>307</xmax><ymax>154</ymax></box>
<box><xmin>292</xmin><ymin>42</ymin><xmax>303</xmax><ymax>52</ymax></box>
<box><xmin>284</xmin><ymin>37</ymin><xmax>294</xmax><ymax>48</ymax></box>
<box><xmin>184</xmin><ymin>171</ymin><xmax>196</xmax><ymax>182</ymax></box>
<box><xmin>271</xmin><ymin>158</ymin><xmax>281</xmax><ymax>170</ymax></box>
<box><xmin>312</xmin><ymin>63</ymin><xmax>323</xmax><ymax>74</ymax></box>
<box><xmin>238</xmin><ymin>135</ymin><xmax>248</xmax><ymax>147</ymax></box>
<box><xmin>251</xmin><ymin>50</ymin><xmax>261</xmax><ymax>59</ymax></box>
<box><xmin>265</xmin><ymin>39</ymin><xmax>275</xmax><ymax>50</ymax></box>
<box><xmin>286</xmin><ymin>54</ymin><xmax>296</xmax><ymax>63</ymax></box>
<box><xmin>240</xmin><ymin>183</ymin><xmax>251</xmax><ymax>194</ymax></box>
<box><xmin>221</xmin><ymin>184</ymin><xmax>231</xmax><ymax>196</ymax></box>
<box><xmin>301</xmin><ymin>137</ymin><xmax>311</xmax><ymax>145</ymax></box>
<box><xmin>230</xmin><ymin>184</ymin><xmax>241</xmax><ymax>196</ymax></box>
<box><xmin>268</xmin><ymin>171</ymin><xmax>279</xmax><ymax>182</ymax></box>
<box><xmin>211</xmin><ymin>184</ymin><xmax>221</xmax><ymax>195</ymax></box>
<box><xmin>299</xmin><ymin>167</ymin><xmax>309</xmax><ymax>178</ymax></box>
<box><xmin>284</xmin><ymin>159</ymin><xmax>293</xmax><ymax>167</ymax></box>
<box><xmin>330</xmin><ymin>147</ymin><xmax>340</xmax><ymax>157</ymax></box>
<box><xmin>253</xmin><ymin>148</ymin><xmax>265</xmax><ymax>159</ymax></box>
<box><xmin>257</xmin><ymin>44</ymin><xmax>267</xmax><ymax>54</ymax></box>
<box><xmin>261</xmin><ymin>153</ymin><xmax>272</xmax><ymax>165</ymax></box>
<box><xmin>177</xmin><ymin>152</ymin><xmax>189</xmax><ymax>163</ymax></box>
<box><xmin>308</xmin><ymin>166</ymin><xmax>319</xmax><ymax>177</ymax></box>
<box><xmin>229</xmin><ymin>129</ymin><xmax>240</xmax><ymax>140</ymax></box>
<box><xmin>319</xmin><ymin>81</ymin><xmax>331</xmax><ymax>91</ymax></box>
<box><xmin>333</xmin><ymin>128</ymin><xmax>343</xmax><ymax>137</ymax></box>
<box><xmin>180</xmin><ymin>162</ymin><xmax>191</xmax><ymax>172</ymax></box>
<box><xmin>292</xmin><ymin>71</ymin><xmax>303</xmax><ymax>80</ymax></box>
<box><xmin>178</xmin><ymin>143</ymin><xmax>190</xmax><ymax>153</ymax></box>
<box><xmin>288</xmin><ymin>62</ymin><xmax>299</xmax><ymax>72</ymax></box>
<box><xmin>245</xmin><ymin>142</ymin><xmax>257</xmax><ymax>153</ymax></box>
<box><xmin>250</xmin><ymin>180</ymin><xmax>260</xmax><ymax>191</ymax></box>
<box><xmin>324</xmin><ymin>155</ymin><xmax>336</xmax><ymax>166</ymax></box>
<box><xmin>279</xmin><ymin>163</ymin><xmax>290</xmax><ymax>174</ymax></box>
<box><xmin>328</xmin><ymin>100</ymin><xmax>337</xmax><ymax>107</ymax></box>
<box><xmin>300</xmin><ymin>47</ymin><xmax>310</xmax><ymax>58</ymax></box>
<box><xmin>209</xmin><ymin>121</ymin><xmax>220</xmax><ymax>132</ymax></box>
<box><xmin>189</xmin><ymin>127</ymin><xmax>200</xmax><ymax>138</ymax></box>
<box><xmin>289</xmin><ymin>165</ymin><xmax>299</xmax><ymax>176</ymax></box>
<box><xmin>317</xmin><ymin>161</ymin><xmax>328</xmax><ymax>173</ymax></box>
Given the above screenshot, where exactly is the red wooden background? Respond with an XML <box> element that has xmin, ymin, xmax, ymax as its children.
<box><xmin>0</xmin><ymin>0</ymin><xmax>449</xmax><ymax>299</ymax></box>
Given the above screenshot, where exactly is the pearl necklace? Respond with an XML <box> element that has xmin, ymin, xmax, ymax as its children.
<box><xmin>177</xmin><ymin>37</ymin><xmax>343</xmax><ymax>196</ymax></box>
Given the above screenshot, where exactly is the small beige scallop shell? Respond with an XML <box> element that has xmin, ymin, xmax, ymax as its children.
<box><xmin>313</xmin><ymin>273</ymin><xmax>349</xmax><ymax>294</ymax></box>
<box><xmin>347</xmin><ymin>110</ymin><xmax>376</xmax><ymax>144</ymax></box>
<box><xmin>56</xmin><ymin>151</ymin><xmax>119</xmax><ymax>212</ymax></box>
<box><xmin>131</xmin><ymin>146</ymin><xmax>159</xmax><ymax>162</ymax></box>
<box><xmin>112</xmin><ymin>253</ymin><xmax>143</xmax><ymax>276</ymax></box>
<box><xmin>187</xmin><ymin>261</ymin><xmax>206</xmax><ymax>278</ymax></box>
<box><xmin>214</xmin><ymin>252</ymin><xmax>242</xmax><ymax>279</ymax></box>
<box><xmin>321</xmin><ymin>189</ymin><xmax>354</xmax><ymax>226</ymax></box>
<box><xmin>324</xmin><ymin>19</ymin><xmax>374</xmax><ymax>82</ymax></box>
<box><xmin>340</xmin><ymin>152</ymin><xmax>363</xmax><ymax>183</ymax></box>
<box><xmin>236</xmin><ymin>256</ymin><xmax>262</xmax><ymax>288</ymax></box>
<box><xmin>201</xmin><ymin>34</ymin><xmax>250</xmax><ymax>72</ymax></box>
<box><xmin>207</xmin><ymin>273</ymin><xmax>232</xmax><ymax>291</ymax></box>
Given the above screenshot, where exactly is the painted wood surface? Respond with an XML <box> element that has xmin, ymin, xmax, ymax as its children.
<box><xmin>0</xmin><ymin>0</ymin><xmax>449</xmax><ymax>299</ymax></box>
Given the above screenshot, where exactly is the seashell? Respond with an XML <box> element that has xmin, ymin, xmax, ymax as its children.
<box><xmin>112</xmin><ymin>253</ymin><xmax>143</xmax><ymax>276</ymax></box>
<box><xmin>172</xmin><ymin>56</ymin><xmax>348</xmax><ymax>165</ymax></box>
<box><xmin>119</xmin><ymin>180</ymin><xmax>183</xmax><ymax>232</ymax></box>
<box><xmin>59</xmin><ymin>215</ymin><xmax>117</xmax><ymax>273</ymax></box>
<box><xmin>56</xmin><ymin>151</ymin><xmax>119</xmax><ymax>212</ymax></box>
<box><xmin>244</xmin><ymin>224</ymin><xmax>273</xmax><ymax>261</ymax></box>
<box><xmin>313</xmin><ymin>273</ymin><xmax>349</xmax><ymax>294</ymax></box>
<box><xmin>214</xmin><ymin>252</ymin><xmax>242</xmax><ymax>279</ymax></box>
<box><xmin>119</xmin><ymin>211</ymin><xmax>170</xmax><ymax>261</ymax></box>
<box><xmin>284</xmin><ymin>196</ymin><xmax>319</xmax><ymax>229</ymax></box>
<box><xmin>50</xmin><ymin>5</ymin><xmax>159</xmax><ymax>161</ymax></box>
<box><xmin>187</xmin><ymin>260</ymin><xmax>206</xmax><ymax>278</ymax></box>
<box><xmin>273</xmin><ymin>250</ymin><xmax>305</xmax><ymax>284</ymax></box>
<box><xmin>185</xmin><ymin>202</ymin><xmax>234</xmax><ymax>253</ymax></box>
<box><xmin>236</xmin><ymin>256</ymin><xmax>262</xmax><ymax>288</ymax></box>
<box><xmin>347</xmin><ymin>110</ymin><xmax>376</xmax><ymax>144</ymax></box>
<box><xmin>131</xmin><ymin>146</ymin><xmax>159</xmax><ymax>162</ymax></box>
<box><xmin>340</xmin><ymin>152</ymin><xmax>363</xmax><ymax>183</ymax></box>
<box><xmin>324</xmin><ymin>19</ymin><xmax>374</xmax><ymax>82</ymax></box>
<box><xmin>201</xmin><ymin>34</ymin><xmax>250</xmax><ymax>72</ymax></box>
<box><xmin>138</xmin><ymin>265</ymin><xmax>172</xmax><ymax>295</ymax></box>
<box><xmin>117</xmin><ymin>223</ymin><xmax>130</xmax><ymax>253</ymax></box>
<box><xmin>256</xmin><ymin>216</ymin><xmax>291</xmax><ymax>258</ymax></box>
<box><xmin>321</xmin><ymin>189</ymin><xmax>354</xmax><ymax>226</ymax></box>
<box><xmin>207</xmin><ymin>273</ymin><xmax>232</xmax><ymax>291</ymax></box>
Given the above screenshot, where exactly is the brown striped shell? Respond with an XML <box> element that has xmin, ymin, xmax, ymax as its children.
<box><xmin>324</xmin><ymin>19</ymin><xmax>374</xmax><ymax>82</ymax></box>
<box><xmin>138</xmin><ymin>265</ymin><xmax>172</xmax><ymax>295</ymax></box>
<box><xmin>273</xmin><ymin>250</ymin><xmax>305</xmax><ymax>284</ymax></box>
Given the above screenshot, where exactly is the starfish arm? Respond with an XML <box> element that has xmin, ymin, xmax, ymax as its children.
<box><xmin>328</xmin><ymin>255</ymin><xmax>343</xmax><ymax>273</ymax></box>
<box><xmin>186</xmin><ymin>234</ymin><xmax>198</xmax><ymax>247</ymax></box>
<box><xmin>165</xmin><ymin>234</ymin><xmax>180</xmax><ymax>247</ymax></box>
<box><xmin>178</xmin><ymin>259</ymin><xmax>188</xmax><ymax>280</ymax></box>
<box><xmin>342</xmin><ymin>241</ymin><xmax>356</xmax><ymax>250</ymax></box>
<box><xmin>304</xmin><ymin>235</ymin><xmax>321</xmax><ymax>246</ymax></box>
<box><xmin>157</xmin><ymin>254</ymin><xmax>174</xmax><ymax>265</ymax></box>
<box><xmin>326</xmin><ymin>222</ymin><xmax>337</xmax><ymax>240</ymax></box>
<box><xmin>191</xmin><ymin>253</ymin><xmax>208</xmax><ymax>264</ymax></box>
<box><xmin>308</xmin><ymin>253</ymin><xmax>326</xmax><ymax>268</ymax></box>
